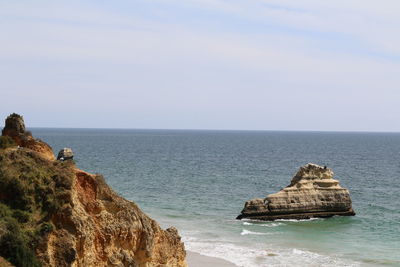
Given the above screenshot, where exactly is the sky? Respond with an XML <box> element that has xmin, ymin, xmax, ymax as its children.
<box><xmin>1</xmin><ymin>0</ymin><xmax>400</xmax><ymax>131</ymax></box>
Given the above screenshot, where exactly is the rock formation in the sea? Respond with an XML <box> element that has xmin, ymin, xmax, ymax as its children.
<box><xmin>237</xmin><ymin>163</ymin><xmax>355</xmax><ymax>220</ymax></box>
<box><xmin>0</xmin><ymin>113</ymin><xmax>187</xmax><ymax>267</ymax></box>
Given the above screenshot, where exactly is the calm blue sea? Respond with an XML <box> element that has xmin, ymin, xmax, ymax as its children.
<box><xmin>32</xmin><ymin>128</ymin><xmax>400</xmax><ymax>266</ymax></box>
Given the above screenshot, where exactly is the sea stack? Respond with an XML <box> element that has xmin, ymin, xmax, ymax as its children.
<box><xmin>237</xmin><ymin>163</ymin><xmax>355</xmax><ymax>220</ymax></box>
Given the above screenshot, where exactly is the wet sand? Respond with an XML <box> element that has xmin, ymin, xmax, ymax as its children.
<box><xmin>186</xmin><ymin>251</ymin><xmax>238</xmax><ymax>267</ymax></box>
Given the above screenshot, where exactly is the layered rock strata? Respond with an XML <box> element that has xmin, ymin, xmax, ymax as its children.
<box><xmin>237</xmin><ymin>163</ymin><xmax>355</xmax><ymax>220</ymax></box>
<box><xmin>0</xmin><ymin>113</ymin><xmax>187</xmax><ymax>267</ymax></box>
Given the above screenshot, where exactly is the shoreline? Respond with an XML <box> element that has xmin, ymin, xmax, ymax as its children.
<box><xmin>186</xmin><ymin>251</ymin><xmax>238</xmax><ymax>267</ymax></box>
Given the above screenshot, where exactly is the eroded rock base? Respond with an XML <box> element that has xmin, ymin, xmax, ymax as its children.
<box><xmin>237</xmin><ymin>210</ymin><xmax>355</xmax><ymax>221</ymax></box>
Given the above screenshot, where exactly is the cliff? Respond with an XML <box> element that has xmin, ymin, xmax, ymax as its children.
<box><xmin>237</xmin><ymin>163</ymin><xmax>355</xmax><ymax>220</ymax></box>
<box><xmin>0</xmin><ymin>114</ymin><xmax>187</xmax><ymax>267</ymax></box>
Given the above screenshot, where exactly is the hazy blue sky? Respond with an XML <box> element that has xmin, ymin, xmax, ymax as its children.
<box><xmin>1</xmin><ymin>0</ymin><xmax>399</xmax><ymax>131</ymax></box>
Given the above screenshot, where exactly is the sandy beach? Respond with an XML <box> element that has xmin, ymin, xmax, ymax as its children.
<box><xmin>186</xmin><ymin>251</ymin><xmax>237</xmax><ymax>267</ymax></box>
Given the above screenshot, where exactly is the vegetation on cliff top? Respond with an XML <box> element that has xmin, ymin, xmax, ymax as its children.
<box><xmin>0</xmin><ymin>136</ymin><xmax>16</xmax><ymax>149</ymax></box>
<box><xmin>0</xmin><ymin>148</ymin><xmax>75</xmax><ymax>267</ymax></box>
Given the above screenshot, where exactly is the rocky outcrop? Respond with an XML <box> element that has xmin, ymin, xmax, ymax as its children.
<box><xmin>1</xmin><ymin>113</ymin><xmax>55</xmax><ymax>161</ymax></box>
<box><xmin>237</xmin><ymin>163</ymin><xmax>355</xmax><ymax>220</ymax></box>
<box><xmin>0</xmin><ymin>113</ymin><xmax>187</xmax><ymax>267</ymax></box>
<box><xmin>36</xmin><ymin>170</ymin><xmax>187</xmax><ymax>267</ymax></box>
<box><xmin>57</xmin><ymin>148</ymin><xmax>74</xmax><ymax>161</ymax></box>
<box><xmin>2</xmin><ymin>113</ymin><xmax>26</xmax><ymax>136</ymax></box>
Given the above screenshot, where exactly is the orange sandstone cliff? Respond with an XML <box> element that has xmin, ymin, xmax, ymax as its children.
<box><xmin>0</xmin><ymin>114</ymin><xmax>187</xmax><ymax>267</ymax></box>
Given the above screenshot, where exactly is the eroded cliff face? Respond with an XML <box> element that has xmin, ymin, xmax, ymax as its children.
<box><xmin>36</xmin><ymin>169</ymin><xmax>186</xmax><ymax>267</ymax></box>
<box><xmin>43</xmin><ymin>169</ymin><xmax>185</xmax><ymax>266</ymax></box>
<box><xmin>0</xmin><ymin>113</ymin><xmax>187</xmax><ymax>267</ymax></box>
<box><xmin>237</xmin><ymin>163</ymin><xmax>355</xmax><ymax>220</ymax></box>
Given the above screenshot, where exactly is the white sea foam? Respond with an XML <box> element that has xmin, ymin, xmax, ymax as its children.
<box><xmin>240</xmin><ymin>229</ymin><xmax>269</xmax><ymax>235</ymax></box>
<box><xmin>265</xmin><ymin>222</ymin><xmax>283</xmax><ymax>227</ymax></box>
<box><xmin>242</xmin><ymin>217</ymin><xmax>321</xmax><ymax>223</ymax></box>
<box><xmin>243</xmin><ymin>221</ymin><xmax>283</xmax><ymax>227</ymax></box>
<box><xmin>275</xmin><ymin>217</ymin><xmax>322</xmax><ymax>222</ymax></box>
<box><xmin>183</xmin><ymin>235</ymin><xmax>361</xmax><ymax>267</ymax></box>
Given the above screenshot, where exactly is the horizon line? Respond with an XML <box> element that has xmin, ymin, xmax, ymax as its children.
<box><xmin>12</xmin><ymin>126</ymin><xmax>400</xmax><ymax>134</ymax></box>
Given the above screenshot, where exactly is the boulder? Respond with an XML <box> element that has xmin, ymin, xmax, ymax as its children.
<box><xmin>237</xmin><ymin>163</ymin><xmax>355</xmax><ymax>220</ymax></box>
<box><xmin>57</xmin><ymin>148</ymin><xmax>74</xmax><ymax>161</ymax></box>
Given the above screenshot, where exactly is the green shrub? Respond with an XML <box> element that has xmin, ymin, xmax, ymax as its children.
<box><xmin>0</xmin><ymin>203</ymin><xmax>12</xmax><ymax>217</ymax></box>
<box><xmin>0</xmin><ymin>136</ymin><xmax>16</xmax><ymax>149</ymax></box>
<box><xmin>0</xmin><ymin>176</ymin><xmax>33</xmax><ymax>211</ymax></box>
<box><xmin>12</xmin><ymin>210</ymin><xmax>30</xmax><ymax>224</ymax></box>
<box><xmin>0</xmin><ymin>148</ymin><xmax>75</xmax><ymax>266</ymax></box>
<box><xmin>0</xmin><ymin>217</ymin><xmax>41</xmax><ymax>267</ymax></box>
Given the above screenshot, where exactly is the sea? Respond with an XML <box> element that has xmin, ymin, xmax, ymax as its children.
<box><xmin>31</xmin><ymin>128</ymin><xmax>400</xmax><ymax>267</ymax></box>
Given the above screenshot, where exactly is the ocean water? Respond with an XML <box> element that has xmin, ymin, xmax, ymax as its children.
<box><xmin>32</xmin><ymin>129</ymin><xmax>400</xmax><ymax>266</ymax></box>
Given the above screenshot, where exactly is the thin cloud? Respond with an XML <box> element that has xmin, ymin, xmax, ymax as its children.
<box><xmin>0</xmin><ymin>0</ymin><xmax>399</xmax><ymax>131</ymax></box>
